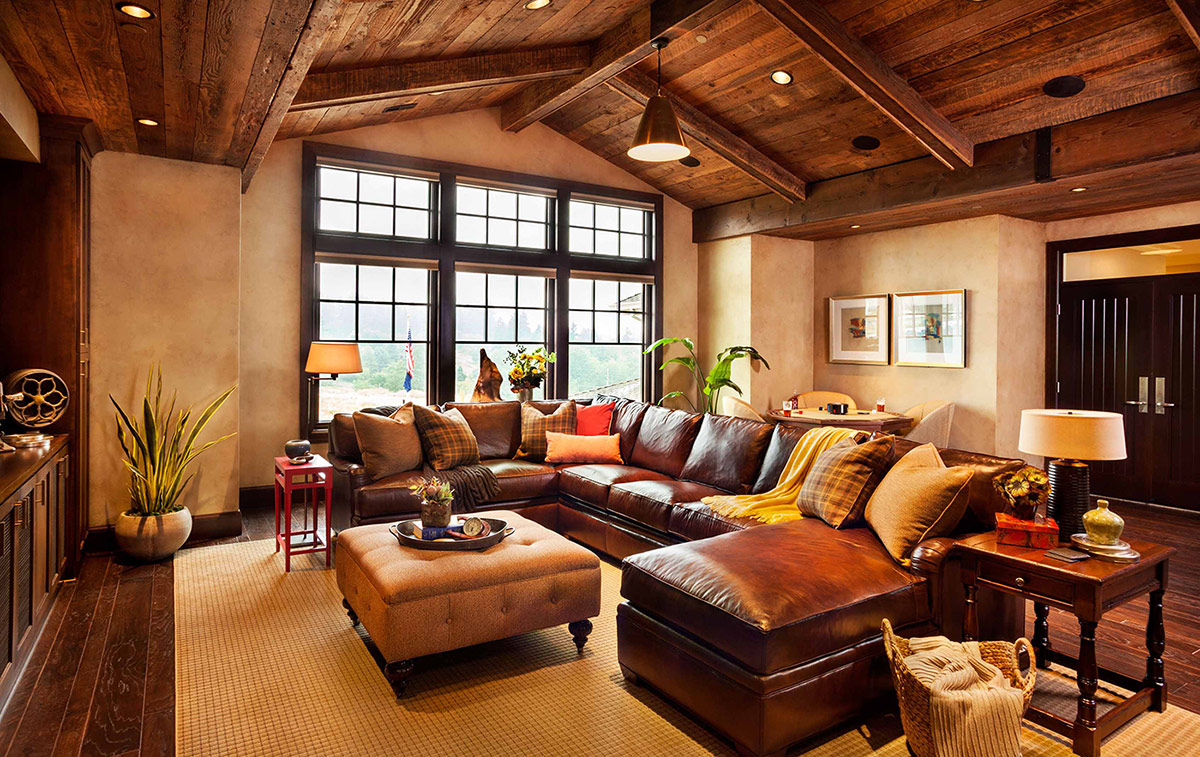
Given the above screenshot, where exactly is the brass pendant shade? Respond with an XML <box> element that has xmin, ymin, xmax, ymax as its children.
<box><xmin>628</xmin><ymin>94</ymin><xmax>689</xmax><ymax>162</ymax></box>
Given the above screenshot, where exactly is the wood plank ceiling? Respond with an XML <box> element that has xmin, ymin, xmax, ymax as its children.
<box><xmin>1</xmin><ymin>0</ymin><xmax>1199</xmax><ymax>225</ymax></box>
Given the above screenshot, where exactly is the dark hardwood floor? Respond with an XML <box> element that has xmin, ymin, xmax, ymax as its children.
<box><xmin>0</xmin><ymin>504</ymin><xmax>1194</xmax><ymax>757</ymax></box>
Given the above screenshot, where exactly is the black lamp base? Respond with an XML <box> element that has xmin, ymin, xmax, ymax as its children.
<box><xmin>1047</xmin><ymin>459</ymin><xmax>1090</xmax><ymax>541</ymax></box>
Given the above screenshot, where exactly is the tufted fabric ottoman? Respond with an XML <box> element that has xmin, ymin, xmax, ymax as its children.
<box><xmin>336</xmin><ymin>510</ymin><xmax>601</xmax><ymax>695</ymax></box>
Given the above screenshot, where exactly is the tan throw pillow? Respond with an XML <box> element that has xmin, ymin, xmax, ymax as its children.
<box><xmin>797</xmin><ymin>435</ymin><xmax>895</xmax><ymax>528</ymax></box>
<box><xmin>412</xmin><ymin>405</ymin><xmax>480</xmax><ymax>470</ymax></box>
<box><xmin>865</xmin><ymin>443</ymin><xmax>973</xmax><ymax>564</ymax></box>
<box><xmin>352</xmin><ymin>406</ymin><xmax>423</xmax><ymax>480</ymax></box>
<box><xmin>518</xmin><ymin>401</ymin><xmax>577</xmax><ymax>461</ymax></box>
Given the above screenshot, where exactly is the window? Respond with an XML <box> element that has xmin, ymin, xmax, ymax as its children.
<box><xmin>568</xmin><ymin>278</ymin><xmax>649</xmax><ymax>399</ymax></box>
<box><xmin>455</xmin><ymin>271</ymin><xmax>550</xmax><ymax>401</ymax></box>
<box><xmin>303</xmin><ymin>146</ymin><xmax>663</xmax><ymax>433</ymax></box>
<box><xmin>456</xmin><ymin>183</ymin><xmax>553</xmax><ymax>250</ymax></box>
<box><xmin>568</xmin><ymin>198</ymin><xmax>651</xmax><ymax>258</ymax></box>
<box><xmin>317</xmin><ymin>165</ymin><xmax>435</xmax><ymax>240</ymax></box>
<box><xmin>315</xmin><ymin>261</ymin><xmax>432</xmax><ymax>419</ymax></box>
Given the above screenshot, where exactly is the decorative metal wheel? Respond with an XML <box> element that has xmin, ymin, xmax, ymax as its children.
<box><xmin>3</xmin><ymin>369</ymin><xmax>70</xmax><ymax>429</ymax></box>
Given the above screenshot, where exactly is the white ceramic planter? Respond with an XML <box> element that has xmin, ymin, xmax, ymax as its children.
<box><xmin>114</xmin><ymin>507</ymin><xmax>193</xmax><ymax>562</ymax></box>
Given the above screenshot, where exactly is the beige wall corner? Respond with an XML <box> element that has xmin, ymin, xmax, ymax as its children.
<box><xmin>750</xmin><ymin>235</ymin><xmax>814</xmax><ymax>412</ymax></box>
<box><xmin>995</xmin><ymin>216</ymin><xmax>1047</xmax><ymax>461</ymax></box>
<box><xmin>697</xmin><ymin>236</ymin><xmax>752</xmax><ymax>410</ymax></box>
<box><xmin>0</xmin><ymin>54</ymin><xmax>38</xmax><ymax>162</ymax></box>
<box><xmin>90</xmin><ymin>152</ymin><xmax>241</xmax><ymax>527</ymax></box>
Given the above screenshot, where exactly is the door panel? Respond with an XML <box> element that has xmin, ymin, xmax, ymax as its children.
<box><xmin>1152</xmin><ymin>275</ymin><xmax>1200</xmax><ymax>510</ymax></box>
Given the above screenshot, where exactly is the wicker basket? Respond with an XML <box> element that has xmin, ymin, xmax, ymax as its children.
<box><xmin>881</xmin><ymin>619</ymin><xmax>1036</xmax><ymax>757</ymax></box>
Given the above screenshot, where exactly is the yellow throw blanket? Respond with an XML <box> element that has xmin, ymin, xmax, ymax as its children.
<box><xmin>701</xmin><ymin>426</ymin><xmax>862</xmax><ymax>524</ymax></box>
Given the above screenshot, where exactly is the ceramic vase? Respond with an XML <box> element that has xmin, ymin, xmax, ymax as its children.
<box><xmin>1082</xmin><ymin>499</ymin><xmax>1124</xmax><ymax>545</ymax></box>
<box><xmin>517</xmin><ymin>388</ymin><xmax>533</xmax><ymax>403</ymax></box>
<box><xmin>114</xmin><ymin>508</ymin><xmax>193</xmax><ymax>562</ymax></box>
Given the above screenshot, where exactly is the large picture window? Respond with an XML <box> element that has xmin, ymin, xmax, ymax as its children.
<box><xmin>302</xmin><ymin>144</ymin><xmax>663</xmax><ymax>434</ymax></box>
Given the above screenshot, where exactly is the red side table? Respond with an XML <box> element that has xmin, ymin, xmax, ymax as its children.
<box><xmin>273</xmin><ymin>455</ymin><xmax>333</xmax><ymax>572</ymax></box>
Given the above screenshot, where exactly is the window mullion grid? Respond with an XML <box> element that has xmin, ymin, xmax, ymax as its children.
<box><xmin>553</xmin><ymin>188</ymin><xmax>571</xmax><ymax>398</ymax></box>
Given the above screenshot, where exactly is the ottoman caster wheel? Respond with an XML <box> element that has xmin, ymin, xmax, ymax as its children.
<box><xmin>384</xmin><ymin>660</ymin><xmax>414</xmax><ymax>698</ymax></box>
<box><xmin>568</xmin><ymin>619</ymin><xmax>593</xmax><ymax>653</ymax></box>
<box><xmin>619</xmin><ymin>663</ymin><xmax>639</xmax><ymax>687</ymax></box>
<box><xmin>342</xmin><ymin>598</ymin><xmax>359</xmax><ymax>626</ymax></box>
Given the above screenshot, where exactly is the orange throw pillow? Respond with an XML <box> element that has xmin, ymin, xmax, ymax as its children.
<box><xmin>544</xmin><ymin>432</ymin><xmax>623</xmax><ymax>464</ymax></box>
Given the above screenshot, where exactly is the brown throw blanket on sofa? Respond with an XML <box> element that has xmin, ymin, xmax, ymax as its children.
<box><xmin>425</xmin><ymin>464</ymin><xmax>502</xmax><ymax>512</ymax></box>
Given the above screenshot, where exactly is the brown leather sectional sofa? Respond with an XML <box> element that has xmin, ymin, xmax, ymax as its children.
<box><xmin>328</xmin><ymin>396</ymin><xmax>1027</xmax><ymax>756</ymax></box>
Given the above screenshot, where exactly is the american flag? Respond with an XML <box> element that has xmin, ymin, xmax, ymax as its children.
<box><xmin>403</xmin><ymin>317</ymin><xmax>415</xmax><ymax>393</ymax></box>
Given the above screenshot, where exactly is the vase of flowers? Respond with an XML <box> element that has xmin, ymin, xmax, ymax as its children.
<box><xmin>408</xmin><ymin>476</ymin><xmax>454</xmax><ymax>530</ymax></box>
<box><xmin>994</xmin><ymin>465</ymin><xmax>1051</xmax><ymax>521</ymax></box>
<box><xmin>506</xmin><ymin>345</ymin><xmax>555</xmax><ymax>403</ymax></box>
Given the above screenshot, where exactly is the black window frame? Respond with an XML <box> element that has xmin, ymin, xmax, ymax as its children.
<box><xmin>300</xmin><ymin>142</ymin><xmax>664</xmax><ymax>438</ymax></box>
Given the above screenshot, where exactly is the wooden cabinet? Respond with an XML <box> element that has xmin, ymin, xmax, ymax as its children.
<box><xmin>0</xmin><ymin>437</ymin><xmax>69</xmax><ymax>711</ymax></box>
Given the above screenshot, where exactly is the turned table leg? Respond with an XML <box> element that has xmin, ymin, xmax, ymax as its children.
<box><xmin>1074</xmin><ymin>619</ymin><xmax>1100</xmax><ymax>757</ymax></box>
<box><xmin>384</xmin><ymin>660</ymin><xmax>414</xmax><ymax>697</ymax></box>
<box><xmin>1146</xmin><ymin>587</ymin><xmax>1167</xmax><ymax>712</ymax></box>
<box><xmin>963</xmin><ymin>583</ymin><xmax>978</xmax><ymax>642</ymax></box>
<box><xmin>568</xmin><ymin>619</ymin><xmax>593</xmax><ymax>652</ymax></box>
<box><xmin>342</xmin><ymin>598</ymin><xmax>358</xmax><ymax>626</ymax></box>
<box><xmin>1034</xmin><ymin>602</ymin><xmax>1052</xmax><ymax>669</ymax></box>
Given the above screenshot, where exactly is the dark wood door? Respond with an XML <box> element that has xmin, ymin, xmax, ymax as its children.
<box><xmin>1055</xmin><ymin>273</ymin><xmax>1200</xmax><ymax>510</ymax></box>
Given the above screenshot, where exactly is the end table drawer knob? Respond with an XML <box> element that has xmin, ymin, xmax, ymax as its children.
<box><xmin>1015</xmin><ymin>577</ymin><xmax>1025</xmax><ymax>588</ymax></box>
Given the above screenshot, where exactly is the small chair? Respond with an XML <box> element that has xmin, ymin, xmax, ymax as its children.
<box><xmin>904</xmin><ymin>401</ymin><xmax>955</xmax><ymax>447</ymax></box>
<box><xmin>721</xmin><ymin>395</ymin><xmax>764</xmax><ymax>421</ymax></box>
<box><xmin>796</xmin><ymin>391</ymin><xmax>857</xmax><ymax>411</ymax></box>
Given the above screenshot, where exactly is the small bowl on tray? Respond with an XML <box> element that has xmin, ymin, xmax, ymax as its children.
<box><xmin>390</xmin><ymin>517</ymin><xmax>513</xmax><ymax>551</ymax></box>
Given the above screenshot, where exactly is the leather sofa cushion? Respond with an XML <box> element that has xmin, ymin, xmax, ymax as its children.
<box><xmin>680</xmin><ymin>414</ymin><xmax>773</xmax><ymax>494</ymax></box>
<box><xmin>559</xmin><ymin>464</ymin><xmax>671</xmax><ymax>508</ymax></box>
<box><xmin>668</xmin><ymin>501</ymin><xmax>761</xmax><ymax>541</ymax></box>
<box><xmin>355</xmin><ymin>470</ymin><xmax>427</xmax><ymax>519</ymax></box>
<box><xmin>620</xmin><ymin>520</ymin><xmax>928</xmax><ymax>675</ymax></box>
<box><xmin>750</xmin><ymin>424</ymin><xmax>809</xmax><ymax>494</ymax></box>
<box><xmin>480</xmin><ymin>458</ymin><xmax>559</xmax><ymax>503</ymax></box>
<box><xmin>597</xmin><ymin>396</ymin><xmax>649</xmax><ymax>463</ymax></box>
<box><xmin>608</xmin><ymin>480</ymin><xmax>726</xmax><ymax>533</ymax></box>
<box><xmin>893</xmin><ymin>439</ymin><xmax>1026</xmax><ymax>531</ymax></box>
<box><xmin>444</xmin><ymin>401</ymin><xmax>522</xmax><ymax>459</ymax></box>
<box><xmin>630</xmin><ymin>405</ymin><xmax>702</xmax><ymax>478</ymax></box>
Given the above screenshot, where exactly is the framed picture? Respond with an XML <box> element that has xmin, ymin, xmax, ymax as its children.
<box><xmin>827</xmin><ymin>294</ymin><xmax>890</xmax><ymax>365</ymax></box>
<box><xmin>892</xmin><ymin>289</ymin><xmax>966</xmax><ymax>368</ymax></box>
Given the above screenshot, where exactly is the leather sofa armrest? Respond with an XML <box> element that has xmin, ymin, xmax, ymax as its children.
<box><xmin>330</xmin><ymin>454</ymin><xmax>372</xmax><ymax>488</ymax></box>
<box><xmin>909</xmin><ymin>536</ymin><xmax>958</xmax><ymax>579</ymax></box>
<box><xmin>329</xmin><ymin>454</ymin><xmax>371</xmax><ymax>533</ymax></box>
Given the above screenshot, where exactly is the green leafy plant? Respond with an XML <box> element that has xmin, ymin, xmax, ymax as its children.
<box><xmin>111</xmin><ymin>367</ymin><xmax>236</xmax><ymax>516</ymax></box>
<box><xmin>644</xmin><ymin>337</ymin><xmax>770</xmax><ymax>414</ymax></box>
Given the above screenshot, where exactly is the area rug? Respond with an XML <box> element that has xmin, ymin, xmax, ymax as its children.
<box><xmin>175</xmin><ymin>540</ymin><xmax>1200</xmax><ymax>756</ymax></box>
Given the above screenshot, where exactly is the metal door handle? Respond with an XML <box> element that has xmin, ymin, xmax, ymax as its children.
<box><xmin>1155</xmin><ymin>377</ymin><xmax>1175</xmax><ymax>414</ymax></box>
<box><xmin>1131</xmin><ymin>376</ymin><xmax>1150</xmax><ymax>414</ymax></box>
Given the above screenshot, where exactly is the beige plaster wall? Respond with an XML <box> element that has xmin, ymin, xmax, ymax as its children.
<box><xmin>749</xmin><ymin>235</ymin><xmax>814</xmax><ymax>412</ymax></box>
<box><xmin>89</xmin><ymin>152</ymin><xmax>241</xmax><ymax>527</ymax></box>
<box><xmin>995</xmin><ymin>216</ymin><xmax>1047</xmax><ymax>461</ymax></box>
<box><xmin>1046</xmin><ymin>200</ymin><xmax>1200</xmax><ymax>241</ymax></box>
<box><xmin>0</xmin><ymin>54</ymin><xmax>36</xmax><ymax>162</ymax></box>
<box><xmin>697</xmin><ymin>236</ymin><xmax>752</xmax><ymax>408</ymax></box>
<box><xmin>240</xmin><ymin>109</ymin><xmax>699</xmax><ymax>487</ymax></box>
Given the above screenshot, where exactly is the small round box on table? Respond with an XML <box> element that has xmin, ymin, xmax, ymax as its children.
<box><xmin>273</xmin><ymin>454</ymin><xmax>333</xmax><ymax>572</ymax></box>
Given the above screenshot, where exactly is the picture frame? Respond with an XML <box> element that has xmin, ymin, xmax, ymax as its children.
<box><xmin>827</xmin><ymin>293</ymin><xmax>890</xmax><ymax>365</ymax></box>
<box><xmin>892</xmin><ymin>289</ymin><xmax>967</xmax><ymax>368</ymax></box>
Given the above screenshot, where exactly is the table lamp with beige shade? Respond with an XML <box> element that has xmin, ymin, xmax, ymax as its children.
<box><xmin>304</xmin><ymin>342</ymin><xmax>362</xmax><ymax>438</ymax></box>
<box><xmin>1018</xmin><ymin>409</ymin><xmax>1127</xmax><ymax>541</ymax></box>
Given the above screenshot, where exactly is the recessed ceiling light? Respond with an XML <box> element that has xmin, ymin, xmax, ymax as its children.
<box><xmin>1043</xmin><ymin>75</ymin><xmax>1085</xmax><ymax>98</ymax></box>
<box><xmin>137</xmin><ymin>118</ymin><xmax>158</xmax><ymax>126</ymax></box>
<box><xmin>1140</xmin><ymin>248</ymin><xmax>1181</xmax><ymax>256</ymax></box>
<box><xmin>770</xmin><ymin>70</ymin><xmax>793</xmax><ymax>85</ymax></box>
<box><xmin>1070</xmin><ymin>186</ymin><xmax>1088</xmax><ymax>192</ymax></box>
<box><xmin>695</xmin><ymin>34</ymin><xmax>708</xmax><ymax>44</ymax></box>
<box><xmin>851</xmin><ymin>135</ymin><xmax>880</xmax><ymax>151</ymax></box>
<box><xmin>850</xmin><ymin>224</ymin><xmax>861</xmax><ymax>229</ymax></box>
<box><xmin>679</xmin><ymin>155</ymin><xmax>701</xmax><ymax>167</ymax></box>
<box><xmin>116</xmin><ymin>2</ymin><xmax>154</xmax><ymax>19</ymax></box>
<box><xmin>524</xmin><ymin>0</ymin><xmax>551</xmax><ymax>9</ymax></box>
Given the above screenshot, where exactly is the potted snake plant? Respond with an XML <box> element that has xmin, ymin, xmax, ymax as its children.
<box><xmin>110</xmin><ymin>367</ymin><xmax>236</xmax><ymax>561</ymax></box>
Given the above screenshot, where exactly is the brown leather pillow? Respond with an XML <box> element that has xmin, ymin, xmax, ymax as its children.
<box><xmin>517</xmin><ymin>401</ymin><xmax>576</xmax><ymax>461</ymax></box>
<box><xmin>412</xmin><ymin>405</ymin><xmax>480</xmax><ymax>470</ymax></box>
<box><xmin>352</xmin><ymin>406</ymin><xmax>423</xmax><ymax>480</ymax></box>
<box><xmin>865</xmin><ymin>444</ymin><xmax>973</xmax><ymax>563</ymax></box>
<box><xmin>797</xmin><ymin>435</ymin><xmax>895</xmax><ymax>528</ymax></box>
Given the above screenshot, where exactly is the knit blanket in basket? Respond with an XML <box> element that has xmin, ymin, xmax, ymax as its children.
<box><xmin>903</xmin><ymin>636</ymin><xmax>1024</xmax><ymax>757</ymax></box>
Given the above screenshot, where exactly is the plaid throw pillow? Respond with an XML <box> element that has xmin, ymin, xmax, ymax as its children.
<box><xmin>412</xmin><ymin>405</ymin><xmax>480</xmax><ymax>470</ymax></box>
<box><xmin>518</xmin><ymin>401</ymin><xmax>576</xmax><ymax>461</ymax></box>
<box><xmin>797</xmin><ymin>435</ymin><xmax>895</xmax><ymax>528</ymax></box>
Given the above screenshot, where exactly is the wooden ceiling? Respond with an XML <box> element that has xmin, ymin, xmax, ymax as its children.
<box><xmin>2</xmin><ymin>0</ymin><xmax>1200</xmax><ymax>234</ymax></box>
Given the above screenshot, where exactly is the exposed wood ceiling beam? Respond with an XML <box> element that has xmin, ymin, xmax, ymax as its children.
<box><xmin>1167</xmin><ymin>0</ymin><xmax>1200</xmax><ymax>50</ymax></box>
<box><xmin>290</xmin><ymin>46</ymin><xmax>593</xmax><ymax>112</ymax></box>
<box><xmin>606</xmin><ymin>68</ymin><xmax>807</xmax><ymax>202</ymax></box>
<box><xmin>693</xmin><ymin>90</ymin><xmax>1200</xmax><ymax>241</ymax></box>
<box><xmin>500</xmin><ymin>0</ymin><xmax>738</xmax><ymax>133</ymax></box>
<box><xmin>754</xmin><ymin>0</ymin><xmax>973</xmax><ymax>170</ymax></box>
<box><xmin>240</xmin><ymin>0</ymin><xmax>341</xmax><ymax>193</ymax></box>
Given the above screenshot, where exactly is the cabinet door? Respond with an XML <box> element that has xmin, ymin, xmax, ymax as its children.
<box><xmin>14</xmin><ymin>495</ymin><xmax>31</xmax><ymax>647</ymax></box>
<box><xmin>0</xmin><ymin>511</ymin><xmax>11</xmax><ymax>674</ymax></box>
<box><xmin>32</xmin><ymin>479</ymin><xmax>47</xmax><ymax>614</ymax></box>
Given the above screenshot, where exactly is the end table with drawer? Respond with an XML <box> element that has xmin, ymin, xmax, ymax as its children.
<box><xmin>955</xmin><ymin>532</ymin><xmax>1174</xmax><ymax>757</ymax></box>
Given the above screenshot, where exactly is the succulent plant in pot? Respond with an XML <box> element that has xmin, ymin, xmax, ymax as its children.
<box><xmin>110</xmin><ymin>367</ymin><xmax>236</xmax><ymax>562</ymax></box>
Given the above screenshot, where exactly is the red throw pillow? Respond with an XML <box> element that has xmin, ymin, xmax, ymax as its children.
<box><xmin>545</xmin><ymin>432</ymin><xmax>623</xmax><ymax>464</ymax></box>
<box><xmin>576</xmin><ymin>401</ymin><xmax>616</xmax><ymax>436</ymax></box>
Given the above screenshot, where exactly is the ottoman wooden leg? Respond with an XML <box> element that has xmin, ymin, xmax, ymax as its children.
<box><xmin>568</xmin><ymin>619</ymin><xmax>593</xmax><ymax>652</ymax></box>
<box><xmin>384</xmin><ymin>660</ymin><xmax>414</xmax><ymax>697</ymax></box>
<box><xmin>342</xmin><ymin>598</ymin><xmax>359</xmax><ymax>626</ymax></box>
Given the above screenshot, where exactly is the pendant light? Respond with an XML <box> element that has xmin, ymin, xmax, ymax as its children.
<box><xmin>627</xmin><ymin>38</ymin><xmax>689</xmax><ymax>162</ymax></box>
